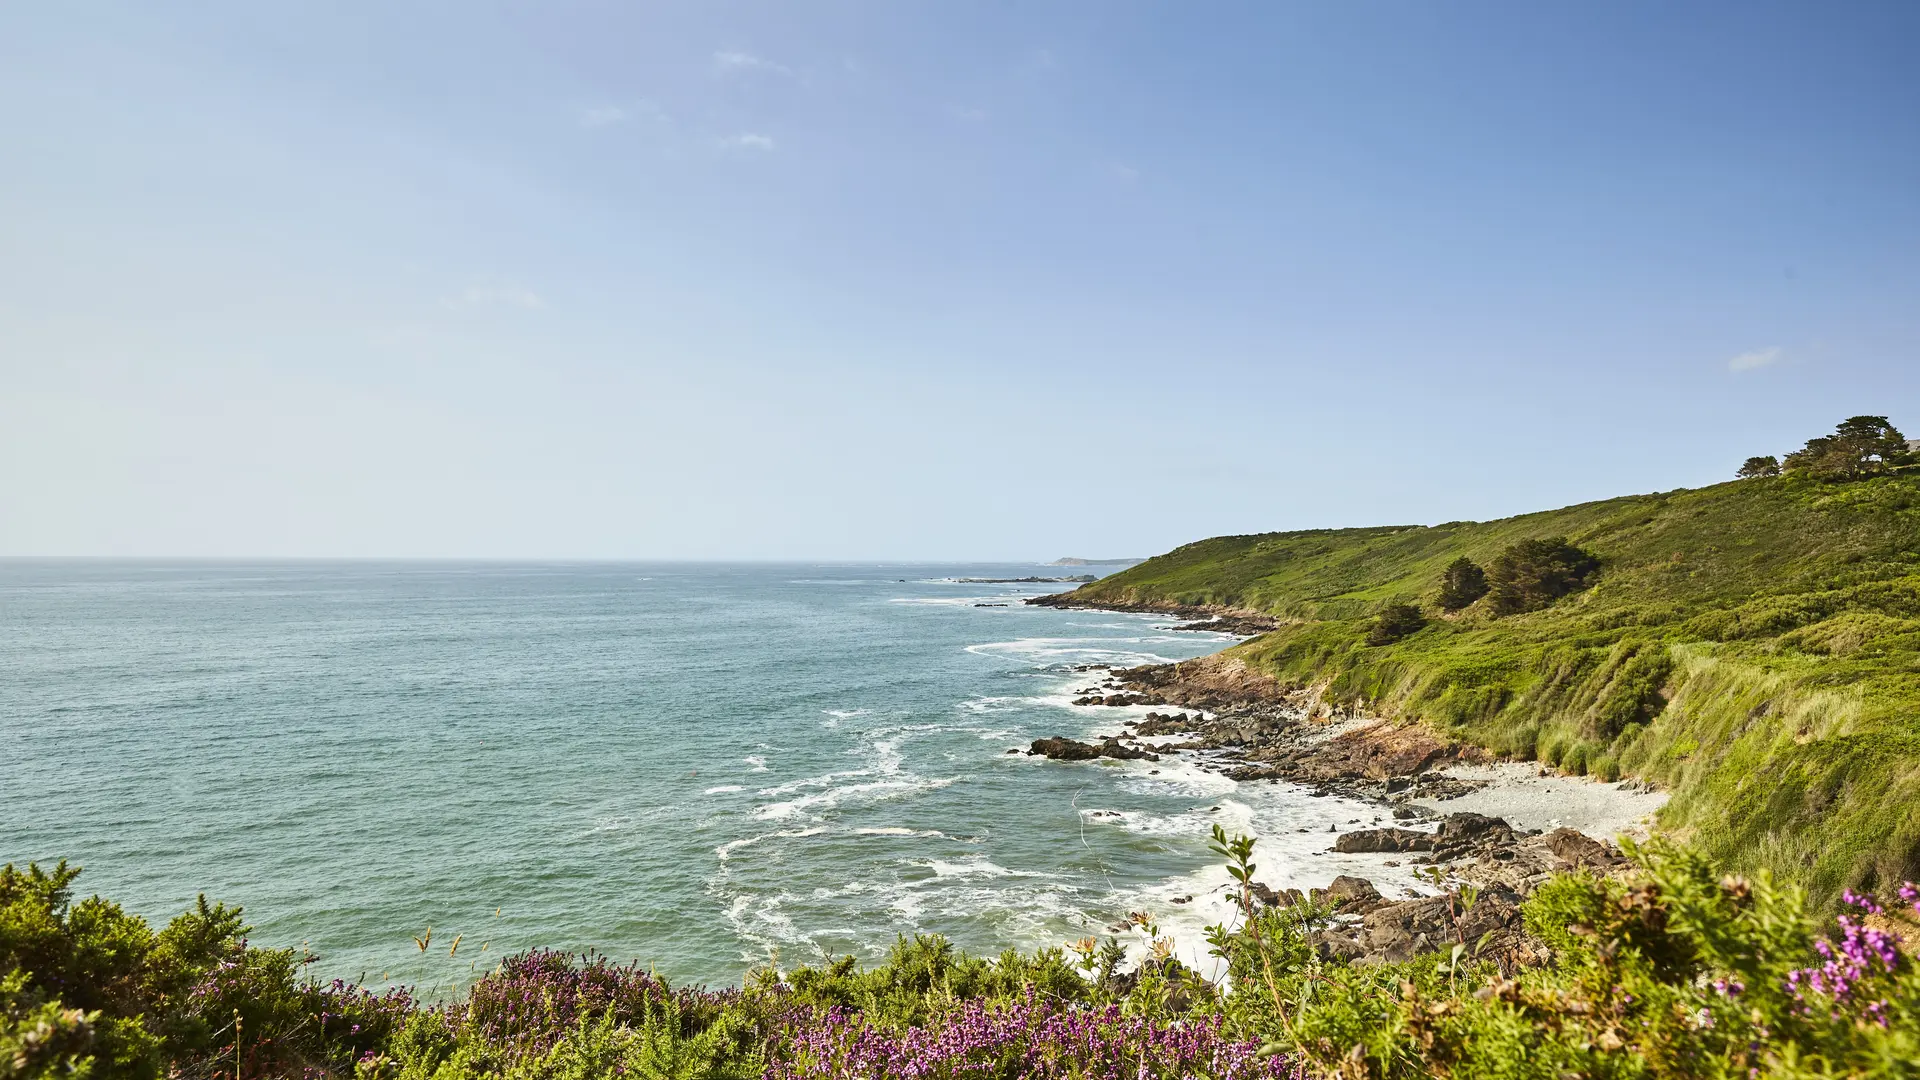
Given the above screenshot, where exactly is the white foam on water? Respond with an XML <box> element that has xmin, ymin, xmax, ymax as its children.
<box><xmin>957</xmin><ymin>695</ymin><xmax>1038</xmax><ymax>714</ymax></box>
<box><xmin>714</xmin><ymin>825</ymin><xmax>829</xmax><ymax>863</ymax></box>
<box><xmin>888</xmin><ymin>593</ymin><xmax>1034</xmax><ymax>607</ymax></box>
<box><xmin>965</xmin><ymin>637</ymin><xmax>1182</xmax><ymax>667</ymax></box>
<box><xmin>752</xmin><ymin>776</ymin><xmax>959</xmax><ymax>822</ymax></box>
<box><xmin>704</xmin><ymin>785</ymin><xmax>744</xmax><ymax>795</ymax></box>
<box><xmin>915</xmin><ymin>855</ymin><xmax>1037</xmax><ymax>879</ymax></box>
<box><xmin>756</xmin><ymin>769</ymin><xmax>872</xmax><ymax>798</ymax></box>
<box><xmin>743</xmin><ymin>755</ymin><xmax>768</xmax><ymax>771</ymax></box>
<box><xmin>723</xmin><ymin>891</ymin><xmax>806</xmax><ymax>957</ymax></box>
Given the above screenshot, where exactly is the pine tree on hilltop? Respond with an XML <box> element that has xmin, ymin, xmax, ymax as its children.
<box><xmin>1783</xmin><ymin>416</ymin><xmax>1908</xmax><ymax>481</ymax></box>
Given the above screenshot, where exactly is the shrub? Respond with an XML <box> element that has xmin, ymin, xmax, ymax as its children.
<box><xmin>19</xmin><ymin>850</ymin><xmax>1920</xmax><ymax>1080</ymax></box>
<box><xmin>1538</xmin><ymin>733</ymin><xmax>1566</xmax><ymax>766</ymax></box>
<box><xmin>1564</xmin><ymin>743</ymin><xmax>1590</xmax><ymax>775</ymax></box>
<box><xmin>1435</xmin><ymin>557</ymin><xmax>1489</xmax><ymax>611</ymax></box>
<box><xmin>0</xmin><ymin>862</ymin><xmax>411</xmax><ymax>1080</ymax></box>
<box><xmin>1485</xmin><ymin>537</ymin><xmax>1600</xmax><ymax>616</ymax></box>
<box><xmin>1208</xmin><ymin>835</ymin><xmax>1920</xmax><ymax>1079</ymax></box>
<box><xmin>1366</xmin><ymin>604</ymin><xmax>1426</xmax><ymax>646</ymax></box>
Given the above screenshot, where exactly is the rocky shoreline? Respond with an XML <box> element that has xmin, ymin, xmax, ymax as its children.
<box><xmin>1017</xmin><ymin>600</ymin><xmax>1657</xmax><ymax>968</ymax></box>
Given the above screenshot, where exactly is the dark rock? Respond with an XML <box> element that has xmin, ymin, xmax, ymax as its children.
<box><xmin>1321</xmin><ymin>875</ymin><xmax>1383</xmax><ymax>906</ymax></box>
<box><xmin>1543</xmin><ymin>827</ymin><xmax>1622</xmax><ymax>869</ymax></box>
<box><xmin>1436</xmin><ymin>813</ymin><xmax>1513</xmax><ymax>844</ymax></box>
<box><xmin>1308</xmin><ymin>928</ymin><xmax>1369</xmax><ymax>962</ymax></box>
<box><xmin>1025</xmin><ymin>736</ymin><xmax>1158</xmax><ymax>763</ymax></box>
<box><xmin>1332</xmin><ymin>828</ymin><xmax>1433</xmax><ymax>854</ymax></box>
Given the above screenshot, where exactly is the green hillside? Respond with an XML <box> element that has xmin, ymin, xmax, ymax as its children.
<box><xmin>1059</xmin><ymin>471</ymin><xmax>1920</xmax><ymax>903</ymax></box>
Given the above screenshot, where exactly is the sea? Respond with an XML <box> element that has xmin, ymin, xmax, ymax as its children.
<box><xmin>0</xmin><ymin>561</ymin><xmax>1424</xmax><ymax>994</ymax></box>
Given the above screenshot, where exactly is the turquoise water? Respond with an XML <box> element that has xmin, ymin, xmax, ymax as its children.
<box><xmin>1</xmin><ymin>561</ymin><xmax>1409</xmax><ymax>993</ymax></box>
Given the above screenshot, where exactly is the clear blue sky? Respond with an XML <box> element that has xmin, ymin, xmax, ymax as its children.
<box><xmin>3</xmin><ymin>2</ymin><xmax>1915</xmax><ymax>559</ymax></box>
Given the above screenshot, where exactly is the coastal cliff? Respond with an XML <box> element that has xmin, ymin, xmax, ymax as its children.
<box><xmin>1030</xmin><ymin>471</ymin><xmax>1920</xmax><ymax>904</ymax></box>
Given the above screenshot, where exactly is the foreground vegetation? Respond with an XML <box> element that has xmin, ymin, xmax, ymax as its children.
<box><xmin>8</xmin><ymin>846</ymin><xmax>1920</xmax><ymax>1079</ymax></box>
<box><xmin>1056</xmin><ymin>421</ymin><xmax>1920</xmax><ymax>905</ymax></box>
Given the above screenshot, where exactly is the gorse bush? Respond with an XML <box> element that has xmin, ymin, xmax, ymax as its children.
<box><xmin>0</xmin><ymin>860</ymin><xmax>409</xmax><ymax>1080</ymax></box>
<box><xmin>7</xmin><ymin>849</ymin><xmax>1919</xmax><ymax>1079</ymax></box>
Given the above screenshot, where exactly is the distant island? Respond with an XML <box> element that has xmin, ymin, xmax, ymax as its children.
<box><xmin>1048</xmin><ymin>557</ymin><xmax>1145</xmax><ymax>567</ymax></box>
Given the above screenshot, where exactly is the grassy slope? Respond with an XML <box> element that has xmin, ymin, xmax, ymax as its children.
<box><xmin>1066</xmin><ymin>473</ymin><xmax>1920</xmax><ymax>903</ymax></box>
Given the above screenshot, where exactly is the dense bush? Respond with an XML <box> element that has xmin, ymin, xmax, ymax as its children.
<box><xmin>1435</xmin><ymin>557</ymin><xmax>1489</xmax><ymax>611</ymax></box>
<box><xmin>1739</xmin><ymin>455</ymin><xmax>1782</xmax><ymax>479</ymax></box>
<box><xmin>1366</xmin><ymin>604</ymin><xmax>1426</xmax><ymax>646</ymax></box>
<box><xmin>1485</xmin><ymin>537</ymin><xmax>1601</xmax><ymax>616</ymax></box>
<box><xmin>10</xmin><ymin>847</ymin><xmax>1920</xmax><ymax>1079</ymax></box>
<box><xmin>0</xmin><ymin>861</ymin><xmax>408</xmax><ymax>1080</ymax></box>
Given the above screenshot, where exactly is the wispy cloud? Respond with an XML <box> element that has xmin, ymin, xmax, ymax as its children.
<box><xmin>576</xmin><ymin>100</ymin><xmax>671</xmax><ymax>131</ymax></box>
<box><xmin>714</xmin><ymin>50</ymin><xmax>790</xmax><ymax>76</ymax></box>
<box><xmin>717</xmin><ymin>132</ymin><xmax>775</xmax><ymax>152</ymax></box>
<box><xmin>451</xmin><ymin>285</ymin><xmax>545</xmax><ymax>311</ymax></box>
<box><xmin>578</xmin><ymin>105</ymin><xmax>628</xmax><ymax>128</ymax></box>
<box><xmin>1728</xmin><ymin>346</ymin><xmax>1783</xmax><ymax>372</ymax></box>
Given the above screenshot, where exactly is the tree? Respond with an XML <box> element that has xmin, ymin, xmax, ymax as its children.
<box><xmin>1782</xmin><ymin>416</ymin><xmax>1908</xmax><ymax>482</ymax></box>
<box><xmin>1486</xmin><ymin>538</ymin><xmax>1600</xmax><ymax>616</ymax></box>
<box><xmin>1736</xmin><ymin>455</ymin><xmax>1780</xmax><ymax>479</ymax></box>
<box><xmin>1436</xmin><ymin>557</ymin><xmax>1489</xmax><ymax>611</ymax></box>
<box><xmin>1366</xmin><ymin>603</ymin><xmax>1426</xmax><ymax>645</ymax></box>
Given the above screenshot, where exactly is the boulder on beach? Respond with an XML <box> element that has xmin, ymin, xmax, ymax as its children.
<box><xmin>1331</xmin><ymin>827</ymin><xmax>1434</xmax><ymax>854</ymax></box>
<box><xmin>1027</xmin><ymin>736</ymin><xmax>1160</xmax><ymax>762</ymax></box>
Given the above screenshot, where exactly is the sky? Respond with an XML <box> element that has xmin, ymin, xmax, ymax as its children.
<box><xmin>2</xmin><ymin>2</ymin><xmax>1916</xmax><ymax>560</ymax></box>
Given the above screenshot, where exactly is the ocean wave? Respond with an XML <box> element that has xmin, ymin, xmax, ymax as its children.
<box><xmin>956</xmin><ymin>695</ymin><xmax>1041</xmax><ymax>714</ymax></box>
<box><xmin>713</xmin><ymin>825</ymin><xmax>829</xmax><ymax>863</ymax></box>
<box><xmin>756</xmin><ymin>769</ymin><xmax>873</xmax><ymax>798</ymax></box>
<box><xmin>913</xmin><ymin>855</ymin><xmax>1042</xmax><ymax>880</ymax></box>
<box><xmin>704</xmin><ymin>785</ymin><xmax>744</xmax><ymax>795</ymax></box>
<box><xmin>964</xmin><ymin>637</ymin><xmax>1181</xmax><ymax>667</ymax></box>
<box><xmin>752</xmin><ymin>776</ymin><xmax>958</xmax><ymax>822</ymax></box>
<box><xmin>723</xmin><ymin>891</ymin><xmax>805</xmax><ymax>955</ymax></box>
